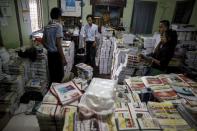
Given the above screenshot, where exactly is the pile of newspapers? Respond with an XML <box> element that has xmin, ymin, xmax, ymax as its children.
<box><xmin>113</xmin><ymin>54</ymin><xmax>148</xmax><ymax>83</ymax></box>
<box><xmin>36</xmin><ymin>86</ymin><xmax>64</xmax><ymax>131</ymax></box>
<box><xmin>0</xmin><ymin>49</ymin><xmax>25</xmax><ymax>130</ymax></box>
<box><xmin>25</xmin><ymin>46</ymin><xmax>48</xmax><ymax>95</ymax></box>
<box><xmin>111</xmin><ymin>47</ymin><xmax>130</xmax><ymax>80</ymax></box>
<box><xmin>36</xmin><ymin>82</ymin><xmax>80</xmax><ymax>131</ymax></box>
<box><xmin>37</xmin><ymin>103</ymin><xmax>65</xmax><ymax>131</ymax></box>
<box><xmin>75</xmin><ymin>63</ymin><xmax>93</xmax><ymax>81</ymax></box>
<box><xmin>97</xmin><ymin>36</ymin><xmax>115</xmax><ymax>74</ymax></box>
<box><xmin>171</xmin><ymin>24</ymin><xmax>197</xmax><ymax>41</ymax></box>
<box><xmin>141</xmin><ymin>36</ymin><xmax>155</xmax><ymax>55</ymax></box>
<box><xmin>62</xmin><ymin>41</ymin><xmax>74</xmax><ymax>77</ymax></box>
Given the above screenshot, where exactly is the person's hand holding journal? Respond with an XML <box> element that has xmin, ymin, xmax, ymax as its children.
<box><xmin>138</xmin><ymin>54</ymin><xmax>153</xmax><ymax>64</ymax></box>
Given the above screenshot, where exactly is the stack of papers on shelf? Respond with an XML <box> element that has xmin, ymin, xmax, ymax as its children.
<box><xmin>75</xmin><ymin>63</ymin><xmax>93</xmax><ymax>81</ymax></box>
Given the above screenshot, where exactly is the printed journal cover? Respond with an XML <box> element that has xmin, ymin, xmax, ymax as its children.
<box><xmin>53</xmin><ymin>82</ymin><xmax>82</xmax><ymax>105</ymax></box>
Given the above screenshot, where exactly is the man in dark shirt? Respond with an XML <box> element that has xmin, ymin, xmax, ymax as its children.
<box><xmin>140</xmin><ymin>30</ymin><xmax>177</xmax><ymax>74</ymax></box>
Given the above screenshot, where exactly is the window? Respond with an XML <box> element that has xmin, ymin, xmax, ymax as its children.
<box><xmin>131</xmin><ymin>0</ymin><xmax>157</xmax><ymax>34</ymax></box>
<box><xmin>29</xmin><ymin>0</ymin><xmax>43</xmax><ymax>32</ymax></box>
<box><xmin>172</xmin><ymin>0</ymin><xmax>195</xmax><ymax>24</ymax></box>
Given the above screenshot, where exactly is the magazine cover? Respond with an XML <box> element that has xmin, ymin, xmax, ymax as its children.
<box><xmin>125</xmin><ymin>77</ymin><xmax>145</xmax><ymax>91</ymax></box>
<box><xmin>63</xmin><ymin>106</ymin><xmax>77</xmax><ymax>131</ymax></box>
<box><xmin>74</xmin><ymin>112</ymin><xmax>100</xmax><ymax>131</ymax></box>
<box><xmin>52</xmin><ymin>81</ymin><xmax>82</xmax><ymax>105</ymax></box>
<box><xmin>115</xmin><ymin>111</ymin><xmax>139</xmax><ymax>130</ymax></box>
<box><xmin>98</xmin><ymin>115</ymin><xmax>117</xmax><ymax>131</ymax></box>
<box><xmin>167</xmin><ymin>74</ymin><xmax>189</xmax><ymax>87</ymax></box>
<box><xmin>158</xmin><ymin>75</ymin><xmax>170</xmax><ymax>85</ymax></box>
<box><xmin>136</xmin><ymin>112</ymin><xmax>161</xmax><ymax>130</ymax></box>
<box><xmin>153</xmin><ymin>89</ymin><xmax>178</xmax><ymax>101</ymax></box>
<box><xmin>141</xmin><ymin>76</ymin><xmax>164</xmax><ymax>87</ymax></box>
<box><xmin>178</xmin><ymin>74</ymin><xmax>197</xmax><ymax>88</ymax></box>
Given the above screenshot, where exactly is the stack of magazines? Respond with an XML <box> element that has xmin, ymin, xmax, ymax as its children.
<box><xmin>147</xmin><ymin>101</ymin><xmax>192</xmax><ymax>130</ymax></box>
<box><xmin>75</xmin><ymin>63</ymin><xmax>93</xmax><ymax>81</ymax></box>
<box><xmin>25</xmin><ymin>79</ymin><xmax>48</xmax><ymax>95</ymax></box>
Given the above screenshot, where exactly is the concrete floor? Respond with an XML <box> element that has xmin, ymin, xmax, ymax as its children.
<box><xmin>3</xmin><ymin>114</ymin><xmax>39</xmax><ymax>131</ymax></box>
<box><xmin>3</xmin><ymin>103</ymin><xmax>40</xmax><ymax>131</ymax></box>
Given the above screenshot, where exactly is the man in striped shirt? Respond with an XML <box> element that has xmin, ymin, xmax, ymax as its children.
<box><xmin>43</xmin><ymin>7</ymin><xmax>67</xmax><ymax>86</ymax></box>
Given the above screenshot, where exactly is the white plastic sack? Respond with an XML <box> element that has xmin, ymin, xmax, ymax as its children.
<box><xmin>78</xmin><ymin>78</ymin><xmax>117</xmax><ymax>117</ymax></box>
